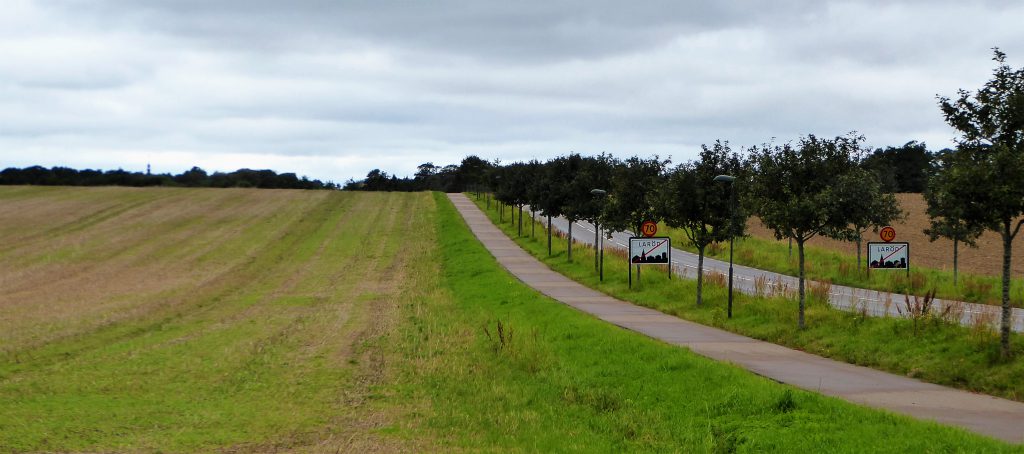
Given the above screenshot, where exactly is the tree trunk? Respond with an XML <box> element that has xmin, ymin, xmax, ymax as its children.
<box><xmin>696</xmin><ymin>245</ymin><xmax>705</xmax><ymax>306</ymax></box>
<box><xmin>798</xmin><ymin>239</ymin><xmax>806</xmax><ymax>330</ymax></box>
<box><xmin>856</xmin><ymin>236</ymin><xmax>862</xmax><ymax>271</ymax></box>
<box><xmin>788</xmin><ymin>238</ymin><xmax>792</xmax><ymax>258</ymax></box>
<box><xmin>499</xmin><ymin>202</ymin><xmax>503</xmax><ymax>222</ymax></box>
<box><xmin>547</xmin><ymin>215</ymin><xmax>552</xmax><ymax>256</ymax></box>
<box><xmin>1001</xmin><ymin>225</ymin><xmax>1012</xmax><ymax>359</ymax></box>
<box><xmin>953</xmin><ymin>238</ymin><xmax>959</xmax><ymax>286</ymax></box>
<box><xmin>531</xmin><ymin>209</ymin><xmax>535</xmax><ymax>237</ymax></box>
<box><xmin>568</xmin><ymin>222</ymin><xmax>573</xmax><ymax>261</ymax></box>
<box><xmin>518</xmin><ymin>205</ymin><xmax>523</xmax><ymax>236</ymax></box>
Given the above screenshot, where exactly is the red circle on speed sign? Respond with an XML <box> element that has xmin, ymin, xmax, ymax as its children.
<box><xmin>641</xmin><ymin>220</ymin><xmax>658</xmax><ymax>237</ymax></box>
<box><xmin>880</xmin><ymin>226</ymin><xmax>896</xmax><ymax>242</ymax></box>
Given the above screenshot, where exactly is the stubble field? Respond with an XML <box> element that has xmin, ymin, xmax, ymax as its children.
<box><xmin>746</xmin><ymin>193</ymin><xmax>1024</xmax><ymax>278</ymax></box>
<box><xmin>0</xmin><ymin>186</ymin><xmax>425</xmax><ymax>451</ymax></box>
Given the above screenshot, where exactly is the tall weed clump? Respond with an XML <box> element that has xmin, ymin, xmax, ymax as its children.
<box><xmin>482</xmin><ymin>319</ymin><xmax>551</xmax><ymax>375</ymax></box>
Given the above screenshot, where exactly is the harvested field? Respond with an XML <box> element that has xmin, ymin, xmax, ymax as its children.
<box><xmin>746</xmin><ymin>193</ymin><xmax>1024</xmax><ymax>278</ymax></box>
<box><xmin>0</xmin><ymin>186</ymin><xmax>432</xmax><ymax>452</ymax></box>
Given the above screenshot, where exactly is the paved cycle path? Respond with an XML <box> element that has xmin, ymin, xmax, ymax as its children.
<box><xmin>450</xmin><ymin>193</ymin><xmax>1024</xmax><ymax>444</ymax></box>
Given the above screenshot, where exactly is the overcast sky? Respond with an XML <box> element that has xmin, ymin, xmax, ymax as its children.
<box><xmin>2</xmin><ymin>1</ymin><xmax>1022</xmax><ymax>183</ymax></box>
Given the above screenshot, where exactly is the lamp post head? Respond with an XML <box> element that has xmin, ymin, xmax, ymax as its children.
<box><xmin>591</xmin><ymin>189</ymin><xmax>607</xmax><ymax>196</ymax></box>
<box><xmin>713</xmin><ymin>174</ymin><xmax>736</xmax><ymax>183</ymax></box>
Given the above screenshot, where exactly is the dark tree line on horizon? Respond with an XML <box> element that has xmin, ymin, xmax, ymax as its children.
<box><xmin>0</xmin><ymin>165</ymin><xmax>338</xmax><ymax>190</ymax></box>
<box><xmin>343</xmin><ymin>156</ymin><xmax>491</xmax><ymax>192</ymax></box>
<box><xmin>343</xmin><ymin>141</ymin><xmax>943</xmax><ymax>195</ymax></box>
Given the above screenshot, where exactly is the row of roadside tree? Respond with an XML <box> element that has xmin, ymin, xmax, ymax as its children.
<box><xmin>478</xmin><ymin>49</ymin><xmax>1023</xmax><ymax>359</ymax></box>
<box><xmin>484</xmin><ymin>134</ymin><xmax>901</xmax><ymax>335</ymax></box>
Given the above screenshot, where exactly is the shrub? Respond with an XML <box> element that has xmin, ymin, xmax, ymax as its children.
<box><xmin>896</xmin><ymin>289</ymin><xmax>937</xmax><ymax>336</ymax></box>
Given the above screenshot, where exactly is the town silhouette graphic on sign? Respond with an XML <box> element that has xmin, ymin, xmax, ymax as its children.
<box><xmin>869</xmin><ymin>257</ymin><xmax>907</xmax><ymax>269</ymax></box>
<box><xmin>631</xmin><ymin>252</ymin><xmax>670</xmax><ymax>264</ymax></box>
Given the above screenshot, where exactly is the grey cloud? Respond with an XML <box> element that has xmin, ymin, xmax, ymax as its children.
<box><xmin>64</xmin><ymin>0</ymin><xmax>827</xmax><ymax>61</ymax></box>
<box><xmin>5</xmin><ymin>0</ymin><xmax>1024</xmax><ymax>182</ymax></box>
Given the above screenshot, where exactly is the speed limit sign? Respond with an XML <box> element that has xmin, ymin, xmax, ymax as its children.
<box><xmin>880</xmin><ymin>226</ymin><xmax>896</xmax><ymax>242</ymax></box>
<box><xmin>641</xmin><ymin>220</ymin><xmax>658</xmax><ymax>237</ymax></box>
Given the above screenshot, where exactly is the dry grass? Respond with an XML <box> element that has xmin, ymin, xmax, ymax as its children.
<box><xmin>961</xmin><ymin>276</ymin><xmax>995</xmax><ymax>303</ymax></box>
<box><xmin>970</xmin><ymin>306</ymin><xmax>1001</xmax><ymax>341</ymax></box>
<box><xmin>769</xmin><ymin>275</ymin><xmax>794</xmax><ymax>299</ymax></box>
<box><xmin>882</xmin><ymin>291</ymin><xmax>894</xmax><ymax>316</ymax></box>
<box><xmin>837</xmin><ymin>260</ymin><xmax>855</xmax><ymax>279</ymax></box>
<box><xmin>754</xmin><ymin>274</ymin><xmax>769</xmax><ymax>297</ymax></box>
<box><xmin>707</xmin><ymin>241</ymin><xmax>725</xmax><ymax>256</ymax></box>
<box><xmin>937</xmin><ymin>299</ymin><xmax>966</xmax><ymax>326</ymax></box>
<box><xmin>808</xmin><ymin>279</ymin><xmax>833</xmax><ymax>305</ymax></box>
<box><xmin>704</xmin><ymin>270</ymin><xmax>727</xmax><ymax>287</ymax></box>
<box><xmin>897</xmin><ymin>291</ymin><xmax>935</xmax><ymax>336</ymax></box>
<box><xmin>745</xmin><ymin>193</ymin><xmax>1024</xmax><ymax>278</ymax></box>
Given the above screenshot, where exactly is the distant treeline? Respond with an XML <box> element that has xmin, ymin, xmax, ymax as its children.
<box><xmin>344</xmin><ymin>141</ymin><xmax>941</xmax><ymax>194</ymax></box>
<box><xmin>343</xmin><ymin>156</ymin><xmax>491</xmax><ymax>193</ymax></box>
<box><xmin>861</xmin><ymin>141</ymin><xmax>940</xmax><ymax>193</ymax></box>
<box><xmin>0</xmin><ymin>166</ymin><xmax>338</xmax><ymax>190</ymax></box>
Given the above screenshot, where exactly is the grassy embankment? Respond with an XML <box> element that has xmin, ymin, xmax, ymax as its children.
<box><xmin>473</xmin><ymin>195</ymin><xmax>1024</xmax><ymax>403</ymax></box>
<box><xmin>0</xmin><ymin>187</ymin><xmax>1016</xmax><ymax>451</ymax></box>
<box><xmin>413</xmin><ymin>192</ymin><xmax>1016</xmax><ymax>451</ymax></box>
<box><xmin>660</xmin><ymin>223</ymin><xmax>1024</xmax><ymax>308</ymax></box>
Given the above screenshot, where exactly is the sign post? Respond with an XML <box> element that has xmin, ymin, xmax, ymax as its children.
<box><xmin>628</xmin><ymin>236</ymin><xmax>671</xmax><ymax>289</ymax></box>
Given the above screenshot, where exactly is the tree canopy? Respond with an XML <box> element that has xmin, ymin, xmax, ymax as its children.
<box><xmin>933</xmin><ymin>48</ymin><xmax>1024</xmax><ymax>358</ymax></box>
<box><xmin>658</xmin><ymin>141</ymin><xmax>745</xmax><ymax>306</ymax></box>
<box><xmin>747</xmin><ymin>134</ymin><xmax>900</xmax><ymax>328</ymax></box>
<box><xmin>602</xmin><ymin>156</ymin><xmax>669</xmax><ymax>236</ymax></box>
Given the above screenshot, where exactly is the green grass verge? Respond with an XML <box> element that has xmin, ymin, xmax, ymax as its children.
<box><xmin>659</xmin><ymin>223</ymin><xmax>1024</xmax><ymax>307</ymax></box>
<box><xmin>387</xmin><ymin>192</ymin><xmax>1018</xmax><ymax>451</ymax></box>
<box><xmin>470</xmin><ymin>196</ymin><xmax>1024</xmax><ymax>403</ymax></box>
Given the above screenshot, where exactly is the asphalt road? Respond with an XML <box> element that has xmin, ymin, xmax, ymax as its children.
<box><xmin>515</xmin><ymin>208</ymin><xmax>1024</xmax><ymax>332</ymax></box>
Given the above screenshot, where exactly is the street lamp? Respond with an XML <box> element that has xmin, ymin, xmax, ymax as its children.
<box><xmin>713</xmin><ymin>174</ymin><xmax>736</xmax><ymax>318</ymax></box>
<box><xmin>591</xmin><ymin>189</ymin><xmax>607</xmax><ymax>281</ymax></box>
<box><xmin>494</xmin><ymin>175</ymin><xmax>502</xmax><ymax>221</ymax></box>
